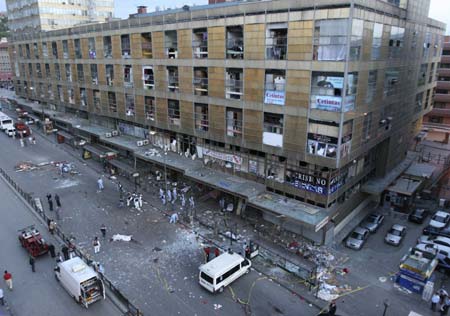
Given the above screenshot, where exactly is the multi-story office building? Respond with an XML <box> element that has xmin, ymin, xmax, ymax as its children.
<box><xmin>6</xmin><ymin>0</ymin><xmax>114</xmax><ymax>32</ymax></box>
<box><xmin>8</xmin><ymin>0</ymin><xmax>445</xmax><ymax>242</ymax></box>
<box><xmin>423</xmin><ymin>36</ymin><xmax>450</xmax><ymax>142</ymax></box>
<box><xmin>0</xmin><ymin>38</ymin><xmax>12</xmax><ymax>83</ymax></box>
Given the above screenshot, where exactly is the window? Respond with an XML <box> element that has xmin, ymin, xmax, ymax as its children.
<box><xmin>121</xmin><ymin>34</ymin><xmax>131</xmax><ymax>58</ymax></box>
<box><xmin>62</xmin><ymin>40</ymin><xmax>69</xmax><ymax>59</ymax></box>
<box><xmin>80</xmin><ymin>88</ymin><xmax>87</xmax><ymax>107</ymax></box>
<box><xmin>103</xmin><ymin>36</ymin><xmax>112</xmax><ymax>58</ymax></box>
<box><xmin>263</xmin><ymin>113</ymin><xmax>283</xmax><ymax>147</ymax></box>
<box><xmin>314</xmin><ymin>19</ymin><xmax>347</xmax><ymax>61</ymax></box>
<box><xmin>264</xmin><ymin>69</ymin><xmax>286</xmax><ymax>105</ymax></box>
<box><xmin>384</xmin><ymin>69</ymin><xmax>399</xmax><ymax>97</ymax></box>
<box><xmin>42</xmin><ymin>42</ymin><xmax>48</xmax><ymax>58</ymax></box>
<box><xmin>144</xmin><ymin>96</ymin><xmax>155</xmax><ymax>121</ymax></box>
<box><xmin>371</xmin><ymin>23</ymin><xmax>383</xmax><ymax>60</ymax></box>
<box><xmin>47</xmin><ymin>84</ymin><xmax>54</xmax><ymax>99</ymax></box>
<box><xmin>106</xmin><ymin>64</ymin><xmax>114</xmax><ymax>86</ymax></box>
<box><xmin>366</xmin><ymin>70</ymin><xmax>378</xmax><ymax>103</ymax></box>
<box><xmin>45</xmin><ymin>64</ymin><xmax>50</xmax><ymax>78</ymax></box>
<box><xmin>310</xmin><ymin>72</ymin><xmax>356</xmax><ymax>112</ymax></box>
<box><xmin>141</xmin><ymin>33</ymin><xmax>152</xmax><ymax>58</ymax></box>
<box><xmin>266</xmin><ymin>23</ymin><xmax>287</xmax><ymax>60</ymax></box>
<box><xmin>57</xmin><ymin>85</ymin><xmax>63</xmax><ymax>102</ymax></box>
<box><xmin>143</xmin><ymin>66</ymin><xmax>154</xmax><ymax>89</ymax></box>
<box><xmin>123</xmin><ymin>65</ymin><xmax>133</xmax><ymax>88</ymax></box>
<box><xmin>226</xmin><ymin>107</ymin><xmax>242</xmax><ymax>137</ymax></box>
<box><xmin>93</xmin><ymin>90</ymin><xmax>101</xmax><ymax>111</ymax></box>
<box><xmin>108</xmin><ymin>91</ymin><xmax>117</xmax><ymax>113</ymax></box>
<box><xmin>125</xmin><ymin>93</ymin><xmax>135</xmax><ymax>117</ymax></box>
<box><xmin>33</xmin><ymin>43</ymin><xmax>39</xmax><ymax>59</ymax></box>
<box><xmin>425</xmin><ymin>89</ymin><xmax>432</xmax><ymax>109</ymax></box>
<box><xmin>429</xmin><ymin>63</ymin><xmax>435</xmax><ymax>84</ymax></box>
<box><xmin>165</xmin><ymin>31</ymin><xmax>178</xmax><ymax>59</ymax></box>
<box><xmin>52</xmin><ymin>41</ymin><xmax>58</xmax><ymax>58</ymax></box>
<box><xmin>220</xmin><ymin>265</ymin><xmax>240</xmax><ymax>282</ymax></box>
<box><xmin>350</xmin><ymin>19</ymin><xmax>363</xmax><ymax>60</ymax></box>
<box><xmin>167</xmin><ymin>66</ymin><xmax>179</xmax><ymax>91</ymax></box>
<box><xmin>88</xmin><ymin>37</ymin><xmax>96</xmax><ymax>59</ymax></box>
<box><xmin>65</xmin><ymin>64</ymin><xmax>72</xmax><ymax>82</ymax></box>
<box><xmin>443</xmin><ymin>50</ymin><xmax>450</xmax><ymax>56</ymax></box>
<box><xmin>55</xmin><ymin>63</ymin><xmax>61</xmax><ymax>80</ymax></box>
<box><xmin>168</xmin><ymin>99</ymin><xmax>180</xmax><ymax>126</ymax></box>
<box><xmin>25</xmin><ymin>44</ymin><xmax>30</xmax><ymax>59</ymax></box>
<box><xmin>36</xmin><ymin>63</ymin><xmax>42</xmax><ymax>78</ymax></box>
<box><xmin>226</xmin><ymin>68</ymin><xmax>243</xmax><ymax>100</ymax></box>
<box><xmin>415</xmin><ymin>92</ymin><xmax>424</xmax><ymax>113</ymax></box>
<box><xmin>18</xmin><ymin>44</ymin><xmax>23</xmax><ymax>58</ymax></box>
<box><xmin>28</xmin><ymin>63</ymin><xmax>32</xmax><ymax>76</ymax></box>
<box><xmin>226</xmin><ymin>26</ymin><xmax>244</xmax><ymax>59</ymax></box>
<box><xmin>434</xmin><ymin>102</ymin><xmax>446</xmax><ymax>109</ymax></box>
<box><xmin>74</xmin><ymin>39</ymin><xmax>82</xmax><ymax>59</ymax></box>
<box><xmin>429</xmin><ymin>116</ymin><xmax>443</xmax><ymax>124</ymax></box>
<box><xmin>307</xmin><ymin>119</ymin><xmax>339</xmax><ymax>158</ymax></box>
<box><xmin>200</xmin><ymin>272</ymin><xmax>213</xmax><ymax>284</ymax></box>
<box><xmin>193</xmin><ymin>28</ymin><xmax>208</xmax><ymax>59</ymax></box>
<box><xmin>193</xmin><ymin>67</ymin><xmax>208</xmax><ymax>96</ymax></box>
<box><xmin>77</xmin><ymin>64</ymin><xmax>84</xmax><ymax>83</ymax></box>
<box><xmin>417</xmin><ymin>64</ymin><xmax>427</xmax><ymax>86</ymax></box>
<box><xmin>194</xmin><ymin>103</ymin><xmax>208</xmax><ymax>131</ymax></box>
<box><xmin>423</xmin><ymin>32</ymin><xmax>431</xmax><ymax>59</ymax></box>
<box><xmin>362</xmin><ymin>112</ymin><xmax>372</xmax><ymax>141</ymax></box>
<box><xmin>90</xmin><ymin>64</ymin><xmax>98</xmax><ymax>85</ymax></box>
<box><xmin>68</xmin><ymin>88</ymin><xmax>74</xmax><ymax>104</ymax></box>
<box><xmin>388</xmin><ymin>26</ymin><xmax>405</xmax><ymax>59</ymax></box>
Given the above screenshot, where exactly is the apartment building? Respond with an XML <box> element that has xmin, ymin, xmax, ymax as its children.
<box><xmin>6</xmin><ymin>0</ymin><xmax>114</xmax><ymax>32</ymax></box>
<box><xmin>0</xmin><ymin>38</ymin><xmax>12</xmax><ymax>83</ymax></box>
<box><xmin>8</xmin><ymin>0</ymin><xmax>445</xmax><ymax>242</ymax></box>
<box><xmin>423</xmin><ymin>36</ymin><xmax>450</xmax><ymax>142</ymax></box>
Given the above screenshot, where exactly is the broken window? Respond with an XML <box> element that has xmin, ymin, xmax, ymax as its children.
<box><xmin>103</xmin><ymin>36</ymin><xmax>112</xmax><ymax>58</ymax></box>
<box><xmin>90</xmin><ymin>64</ymin><xmax>98</xmax><ymax>85</ymax></box>
<box><xmin>36</xmin><ymin>63</ymin><xmax>42</xmax><ymax>78</ymax></box>
<box><xmin>42</xmin><ymin>42</ymin><xmax>48</xmax><ymax>58</ymax></box>
<box><xmin>77</xmin><ymin>64</ymin><xmax>84</xmax><ymax>83</ymax></box>
<box><xmin>123</xmin><ymin>65</ymin><xmax>133</xmax><ymax>88</ymax></box>
<box><xmin>108</xmin><ymin>91</ymin><xmax>117</xmax><ymax>113</ymax></box>
<box><xmin>193</xmin><ymin>67</ymin><xmax>208</xmax><ymax>96</ymax></box>
<box><xmin>74</xmin><ymin>39</ymin><xmax>82</xmax><ymax>59</ymax></box>
<box><xmin>264</xmin><ymin>69</ymin><xmax>286</xmax><ymax>105</ymax></box>
<box><xmin>145</xmin><ymin>96</ymin><xmax>155</xmax><ymax>121</ymax></box>
<box><xmin>168</xmin><ymin>99</ymin><xmax>180</xmax><ymax>126</ymax></box>
<box><xmin>165</xmin><ymin>30</ymin><xmax>178</xmax><ymax>59</ymax></box>
<box><xmin>93</xmin><ymin>89</ymin><xmax>101</xmax><ymax>111</ymax></box>
<box><xmin>88</xmin><ymin>37</ymin><xmax>96</xmax><ymax>59</ymax></box>
<box><xmin>225</xmin><ymin>68</ymin><xmax>243</xmax><ymax>100</ymax></box>
<box><xmin>194</xmin><ymin>103</ymin><xmax>208</xmax><ymax>131</ymax></box>
<box><xmin>68</xmin><ymin>88</ymin><xmax>75</xmax><ymax>104</ymax></box>
<box><xmin>226</xmin><ymin>107</ymin><xmax>242</xmax><ymax>137</ymax></box>
<box><xmin>125</xmin><ymin>93</ymin><xmax>135</xmax><ymax>117</ymax></box>
<box><xmin>141</xmin><ymin>32</ymin><xmax>152</xmax><ymax>58</ymax></box>
<box><xmin>226</xmin><ymin>25</ymin><xmax>244</xmax><ymax>59</ymax></box>
<box><xmin>167</xmin><ymin>66</ymin><xmax>179</xmax><ymax>92</ymax></box>
<box><xmin>266</xmin><ymin>23</ymin><xmax>287</xmax><ymax>60</ymax></box>
<box><xmin>142</xmin><ymin>66</ymin><xmax>154</xmax><ymax>89</ymax></box>
<box><xmin>65</xmin><ymin>63</ymin><xmax>72</xmax><ymax>82</ymax></box>
<box><xmin>106</xmin><ymin>64</ymin><xmax>114</xmax><ymax>86</ymax></box>
<box><xmin>121</xmin><ymin>34</ymin><xmax>131</xmax><ymax>58</ymax></box>
<box><xmin>80</xmin><ymin>88</ymin><xmax>87</xmax><ymax>107</ymax></box>
<box><xmin>263</xmin><ymin>113</ymin><xmax>283</xmax><ymax>147</ymax></box>
<box><xmin>193</xmin><ymin>28</ymin><xmax>208</xmax><ymax>59</ymax></box>
<box><xmin>62</xmin><ymin>40</ymin><xmax>69</xmax><ymax>59</ymax></box>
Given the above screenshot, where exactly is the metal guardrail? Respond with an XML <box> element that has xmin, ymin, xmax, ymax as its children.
<box><xmin>0</xmin><ymin>167</ymin><xmax>143</xmax><ymax>316</ymax></box>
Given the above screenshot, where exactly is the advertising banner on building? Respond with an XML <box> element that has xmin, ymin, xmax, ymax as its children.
<box><xmin>264</xmin><ymin>90</ymin><xmax>285</xmax><ymax>105</ymax></box>
<box><xmin>202</xmin><ymin>148</ymin><xmax>242</xmax><ymax>165</ymax></box>
<box><xmin>314</xmin><ymin>96</ymin><xmax>342</xmax><ymax>112</ymax></box>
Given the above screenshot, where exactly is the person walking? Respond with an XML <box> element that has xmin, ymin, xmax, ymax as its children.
<box><xmin>48</xmin><ymin>243</ymin><xmax>56</xmax><ymax>258</ymax></box>
<box><xmin>97</xmin><ymin>177</ymin><xmax>104</xmax><ymax>191</ymax></box>
<box><xmin>48</xmin><ymin>219</ymin><xmax>56</xmax><ymax>234</ymax></box>
<box><xmin>29</xmin><ymin>255</ymin><xmax>36</xmax><ymax>272</ymax></box>
<box><xmin>159</xmin><ymin>188</ymin><xmax>164</xmax><ymax>199</ymax></box>
<box><xmin>169</xmin><ymin>212</ymin><xmax>178</xmax><ymax>224</ymax></box>
<box><xmin>189</xmin><ymin>196</ymin><xmax>195</xmax><ymax>209</ymax></box>
<box><xmin>328</xmin><ymin>300</ymin><xmax>337</xmax><ymax>316</ymax></box>
<box><xmin>442</xmin><ymin>296</ymin><xmax>450</xmax><ymax>316</ymax></box>
<box><xmin>204</xmin><ymin>247</ymin><xmax>210</xmax><ymax>263</ymax></box>
<box><xmin>219</xmin><ymin>197</ymin><xmax>225</xmax><ymax>211</ymax></box>
<box><xmin>55</xmin><ymin>194</ymin><xmax>61</xmax><ymax>208</ymax></box>
<box><xmin>93</xmin><ymin>237</ymin><xmax>101</xmax><ymax>254</ymax></box>
<box><xmin>100</xmin><ymin>224</ymin><xmax>107</xmax><ymax>238</ymax></box>
<box><xmin>214</xmin><ymin>247</ymin><xmax>220</xmax><ymax>258</ymax></box>
<box><xmin>46</xmin><ymin>193</ymin><xmax>52</xmax><ymax>203</ymax></box>
<box><xmin>61</xmin><ymin>245</ymin><xmax>69</xmax><ymax>260</ymax></box>
<box><xmin>56</xmin><ymin>252</ymin><xmax>63</xmax><ymax>263</ymax></box>
<box><xmin>3</xmin><ymin>271</ymin><xmax>12</xmax><ymax>291</ymax></box>
<box><xmin>48</xmin><ymin>199</ymin><xmax>54</xmax><ymax>212</ymax></box>
<box><xmin>167</xmin><ymin>189</ymin><xmax>172</xmax><ymax>203</ymax></box>
<box><xmin>0</xmin><ymin>287</ymin><xmax>4</xmax><ymax>306</ymax></box>
<box><xmin>433</xmin><ymin>292</ymin><xmax>441</xmax><ymax>312</ymax></box>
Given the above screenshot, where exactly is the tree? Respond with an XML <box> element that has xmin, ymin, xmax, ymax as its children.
<box><xmin>0</xmin><ymin>15</ymin><xmax>9</xmax><ymax>39</ymax></box>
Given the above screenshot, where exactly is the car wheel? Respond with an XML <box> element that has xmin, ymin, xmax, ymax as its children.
<box><xmin>219</xmin><ymin>286</ymin><xmax>224</xmax><ymax>293</ymax></box>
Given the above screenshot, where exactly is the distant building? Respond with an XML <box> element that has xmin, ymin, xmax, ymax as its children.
<box><xmin>6</xmin><ymin>0</ymin><xmax>114</xmax><ymax>32</ymax></box>
<box><xmin>423</xmin><ymin>36</ymin><xmax>450</xmax><ymax>142</ymax></box>
<box><xmin>0</xmin><ymin>38</ymin><xmax>12</xmax><ymax>83</ymax></box>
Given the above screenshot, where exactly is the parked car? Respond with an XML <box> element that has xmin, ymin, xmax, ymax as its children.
<box><xmin>5</xmin><ymin>127</ymin><xmax>16</xmax><ymax>137</ymax></box>
<box><xmin>412</xmin><ymin>244</ymin><xmax>450</xmax><ymax>272</ymax></box>
<box><xmin>429</xmin><ymin>211</ymin><xmax>450</xmax><ymax>229</ymax></box>
<box><xmin>417</xmin><ymin>235</ymin><xmax>450</xmax><ymax>248</ymax></box>
<box><xmin>423</xmin><ymin>225</ymin><xmax>450</xmax><ymax>238</ymax></box>
<box><xmin>345</xmin><ymin>227</ymin><xmax>370</xmax><ymax>250</ymax></box>
<box><xmin>384</xmin><ymin>224</ymin><xmax>407</xmax><ymax>246</ymax></box>
<box><xmin>361</xmin><ymin>213</ymin><xmax>385</xmax><ymax>233</ymax></box>
<box><xmin>408</xmin><ymin>208</ymin><xmax>430</xmax><ymax>224</ymax></box>
<box><xmin>416</xmin><ymin>242</ymin><xmax>450</xmax><ymax>255</ymax></box>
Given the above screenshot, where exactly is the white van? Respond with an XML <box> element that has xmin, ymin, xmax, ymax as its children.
<box><xmin>5</xmin><ymin>127</ymin><xmax>16</xmax><ymax>137</ymax></box>
<box><xmin>55</xmin><ymin>257</ymin><xmax>105</xmax><ymax>308</ymax></box>
<box><xmin>0</xmin><ymin>115</ymin><xmax>13</xmax><ymax>131</ymax></box>
<box><xmin>199</xmin><ymin>251</ymin><xmax>251</xmax><ymax>293</ymax></box>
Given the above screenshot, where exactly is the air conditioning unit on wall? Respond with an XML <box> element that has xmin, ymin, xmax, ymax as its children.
<box><xmin>136</xmin><ymin>140</ymin><xmax>144</xmax><ymax>147</ymax></box>
<box><xmin>105</xmin><ymin>132</ymin><xmax>112</xmax><ymax>138</ymax></box>
<box><xmin>111</xmin><ymin>130</ymin><xmax>119</xmax><ymax>136</ymax></box>
<box><xmin>143</xmin><ymin>139</ymin><xmax>149</xmax><ymax>145</ymax></box>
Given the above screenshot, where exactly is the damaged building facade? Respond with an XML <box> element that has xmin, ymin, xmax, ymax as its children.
<box><xmin>8</xmin><ymin>0</ymin><xmax>445</xmax><ymax>243</ymax></box>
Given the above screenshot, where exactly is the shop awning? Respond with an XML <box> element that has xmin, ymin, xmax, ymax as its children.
<box><xmin>83</xmin><ymin>144</ymin><xmax>117</xmax><ymax>159</ymax></box>
<box><xmin>56</xmin><ymin>130</ymin><xmax>74</xmax><ymax>140</ymax></box>
<box><xmin>108</xmin><ymin>159</ymin><xmax>137</xmax><ymax>176</ymax></box>
<box><xmin>387</xmin><ymin>177</ymin><xmax>423</xmax><ymax>196</ymax></box>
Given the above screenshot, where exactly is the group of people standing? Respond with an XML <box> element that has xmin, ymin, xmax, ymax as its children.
<box><xmin>432</xmin><ymin>289</ymin><xmax>450</xmax><ymax>315</ymax></box>
<box><xmin>46</xmin><ymin>193</ymin><xmax>62</xmax><ymax>220</ymax></box>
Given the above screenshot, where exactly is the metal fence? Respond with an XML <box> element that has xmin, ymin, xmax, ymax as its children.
<box><xmin>0</xmin><ymin>167</ymin><xmax>143</xmax><ymax>316</ymax></box>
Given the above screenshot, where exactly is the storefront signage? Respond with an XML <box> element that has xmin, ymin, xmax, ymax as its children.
<box><xmin>314</xmin><ymin>96</ymin><xmax>342</xmax><ymax>112</ymax></box>
<box><xmin>289</xmin><ymin>172</ymin><xmax>328</xmax><ymax>195</ymax></box>
<box><xmin>326</xmin><ymin>77</ymin><xmax>344</xmax><ymax>89</ymax></box>
<box><xmin>264</xmin><ymin>90</ymin><xmax>285</xmax><ymax>106</ymax></box>
<box><xmin>203</xmin><ymin>148</ymin><xmax>242</xmax><ymax>165</ymax></box>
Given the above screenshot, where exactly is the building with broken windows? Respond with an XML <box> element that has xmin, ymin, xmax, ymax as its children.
<box><xmin>8</xmin><ymin>0</ymin><xmax>445</xmax><ymax>243</ymax></box>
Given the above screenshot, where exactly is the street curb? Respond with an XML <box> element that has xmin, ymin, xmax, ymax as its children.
<box><xmin>0</xmin><ymin>172</ymin><xmax>129</xmax><ymax>315</ymax></box>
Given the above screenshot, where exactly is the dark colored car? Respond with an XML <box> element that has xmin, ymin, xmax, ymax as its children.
<box><xmin>423</xmin><ymin>225</ymin><xmax>450</xmax><ymax>238</ymax></box>
<box><xmin>408</xmin><ymin>208</ymin><xmax>429</xmax><ymax>224</ymax></box>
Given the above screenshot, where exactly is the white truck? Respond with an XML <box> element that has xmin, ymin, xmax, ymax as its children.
<box><xmin>0</xmin><ymin>112</ymin><xmax>14</xmax><ymax>131</ymax></box>
<box><xmin>55</xmin><ymin>257</ymin><xmax>105</xmax><ymax>308</ymax></box>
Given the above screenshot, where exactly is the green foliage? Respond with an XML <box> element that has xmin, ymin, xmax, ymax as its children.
<box><xmin>0</xmin><ymin>15</ymin><xmax>9</xmax><ymax>39</ymax></box>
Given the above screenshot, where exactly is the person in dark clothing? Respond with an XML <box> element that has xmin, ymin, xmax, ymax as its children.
<box><xmin>48</xmin><ymin>243</ymin><xmax>56</xmax><ymax>258</ymax></box>
<box><xmin>100</xmin><ymin>224</ymin><xmax>107</xmax><ymax>238</ymax></box>
<box><xmin>328</xmin><ymin>300</ymin><xmax>337</xmax><ymax>316</ymax></box>
<box><xmin>61</xmin><ymin>245</ymin><xmax>69</xmax><ymax>261</ymax></box>
<box><xmin>29</xmin><ymin>256</ymin><xmax>35</xmax><ymax>272</ymax></box>
<box><xmin>214</xmin><ymin>247</ymin><xmax>220</xmax><ymax>258</ymax></box>
<box><xmin>54</xmin><ymin>194</ymin><xmax>61</xmax><ymax>208</ymax></box>
<box><xmin>48</xmin><ymin>199</ymin><xmax>53</xmax><ymax>212</ymax></box>
<box><xmin>46</xmin><ymin>193</ymin><xmax>52</xmax><ymax>202</ymax></box>
<box><xmin>204</xmin><ymin>247</ymin><xmax>210</xmax><ymax>262</ymax></box>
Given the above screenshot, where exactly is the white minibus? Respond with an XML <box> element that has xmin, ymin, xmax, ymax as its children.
<box><xmin>199</xmin><ymin>251</ymin><xmax>251</xmax><ymax>293</ymax></box>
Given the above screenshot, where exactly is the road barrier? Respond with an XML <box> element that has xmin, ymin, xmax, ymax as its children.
<box><xmin>0</xmin><ymin>167</ymin><xmax>143</xmax><ymax>316</ymax></box>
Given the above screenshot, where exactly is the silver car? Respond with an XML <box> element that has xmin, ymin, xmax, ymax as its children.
<box><xmin>384</xmin><ymin>224</ymin><xmax>406</xmax><ymax>246</ymax></box>
<box><xmin>346</xmin><ymin>227</ymin><xmax>370</xmax><ymax>250</ymax></box>
<box><xmin>361</xmin><ymin>213</ymin><xmax>385</xmax><ymax>233</ymax></box>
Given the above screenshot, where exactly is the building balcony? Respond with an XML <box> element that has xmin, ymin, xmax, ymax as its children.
<box><xmin>428</xmin><ymin>107</ymin><xmax>450</xmax><ymax>117</ymax></box>
<box><xmin>435</xmin><ymin>94</ymin><xmax>450</xmax><ymax>103</ymax></box>
<box><xmin>442</xmin><ymin>56</ymin><xmax>450</xmax><ymax>64</ymax></box>
<box><xmin>438</xmin><ymin>69</ymin><xmax>450</xmax><ymax>77</ymax></box>
<box><xmin>437</xmin><ymin>81</ymin><xmax>450</xmax><ymax>90</ymax></box>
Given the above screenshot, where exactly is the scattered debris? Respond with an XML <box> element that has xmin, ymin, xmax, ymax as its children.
<box><xmin>111</xmin><ymin>234</ymin><xmax>133</xmax><ymax>242</ymax></box>
<box><xmin>15</xmin><ymin>161</ymin><xmax>38</xmax><ymax>172</ymax></box>
<box><xmin>213</xmin><ymin>304</ymin><xmax>222</xmax><ymax>310</ymax></box>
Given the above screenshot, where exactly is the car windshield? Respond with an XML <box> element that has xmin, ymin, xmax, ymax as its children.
<box><xmin>389</xmin><ymin>229</ymin><xmax>401</xmax><ymax>236</ymax></box>
<box><xmin>413</xmin><ymin>210</ymin><xmax>422</xmax><ymax>216</ymax></box>
<box><xmin>433</xmin><ymin>215</ymin><xmax>447</xmax><ymax>223</ymax></box>
<box><xmin>350</xmin><ymin>232</ymin><xmax>363</xmax><ymax>240</ymax></box>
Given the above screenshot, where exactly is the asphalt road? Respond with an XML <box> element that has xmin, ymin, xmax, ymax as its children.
<box><xmin>0</xmin><ymin>98</ymin><xmax>319</xmax><ymax>315</ymax></box>
<box><xmin>0</xmin><ymin>178</ymin><xmax>123</xmax><ymax>316</ymax></box>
